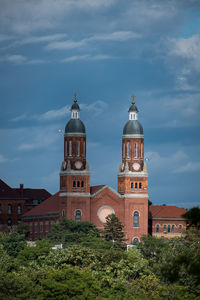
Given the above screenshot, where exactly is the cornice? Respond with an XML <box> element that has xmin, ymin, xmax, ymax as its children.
<box><xmin>59</xmin><ymin>192</ymin><xmax>91</xmax><ymax>197</ymax></box>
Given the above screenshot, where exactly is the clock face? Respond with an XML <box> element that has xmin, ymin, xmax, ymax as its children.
<box><xmin>75</xmin><ymin>161</ymin><xmax>83</xmax><ymax>170</ymax></box>
<box><xmin>132</xmin><ymin>163</ymin><xmax>140</xmax><ymax>171</ymax></box>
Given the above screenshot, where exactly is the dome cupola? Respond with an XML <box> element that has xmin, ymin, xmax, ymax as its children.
<box><xmin>123</xmin><ymin>96</ymin><xmax>143</xmax><ymax>136</ymax></box>
<box><xmin>65</xmin><ymin>94</ymin><xmax>86</xmax><ymax>136</ymax></box>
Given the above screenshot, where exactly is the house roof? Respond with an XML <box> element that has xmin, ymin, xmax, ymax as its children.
<box><xmin>0</xmin><ymin>179</ymin><xmax>51</xmax><ymax>200</ymax></box>
<box><xmin>22</xmin><ymin>192</ymin><xmax>60</xmax><ymax>219</ymax></box>
<box><xmin>90</xmin><ymin>185</ymin><xmax>106</xmax><ymax>195</ymax></box>
<box><xmin>149</xmin><ymin>205</ymin><xmax>186</xmax><ymax>219</ymax></box>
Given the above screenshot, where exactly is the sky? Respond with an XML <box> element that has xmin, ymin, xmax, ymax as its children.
<box><xmin>0</xmin><ymin>0</ymin><xmax>200</xmax><ymax>209</ymax></box>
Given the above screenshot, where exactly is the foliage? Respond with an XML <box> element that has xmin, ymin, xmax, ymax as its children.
<box><xmin>182</xmin><ymin>206</ymin><xmax>200</xmax><ymax>229</ymax></box>
<box><xmin>0</xmin><ymin>232</ymin><xmax>26</xmax><ymax>257</ymax></box>
<box><xmin>103</xmin><ymin>214</ymin><xmax>126</xmax><ymax>247</ymax></box>
<box><xmin>16</xmin><ymin>222</ymin><xmax>30</xmax><ymax>238</ymax></box>
<box><xmin>17</xmin><ymin>239</ymin><xmax>53</xmax><ymax>266</ymax></box>
<box><xmin>48</xmin><ymin>217</ymin><xmax>100</xmax><ymax>246</ymax></box>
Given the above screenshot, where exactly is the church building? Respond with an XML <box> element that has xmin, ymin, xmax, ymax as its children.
<box><xmin>22</xmin><ymin>95</ymin><xmax>186</xmax><ymax>242</ymax></box>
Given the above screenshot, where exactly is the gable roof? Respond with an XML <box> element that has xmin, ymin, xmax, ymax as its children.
<box><xmin>90</xmin><ymin>185</ymin><xmax>106</xmax><ymax>195</ymax></box>
<box><xmin>149</xmin><ymin>205</ymin><xmax>186</xmax><ymax>219</ymax></box>
<box><xmin>22</xmin><ymin>192</ymin><xmax>60</xmax><ymax>219</ymax></box>
<box><xmin>0</xmin><ymin>179</ymin><xmax>51</xmax><ymax>200</ymax></box>
<box><xmin>90</xmin><ymin>184</ymin><xmax>121</xmax><ymax>198</ymax></box>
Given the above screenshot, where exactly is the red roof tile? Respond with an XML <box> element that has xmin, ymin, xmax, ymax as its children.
<box><xmin>22</xmin><ymin>192</ymin><xmax>60</xmax><ymax>218</ymax></box>
<box><xmin>90</xmin><ymin>185</ymin><xmax>106</xmax><ymax>195</ymax></box>
<box><xmin>149</xmin><ymin>205</ymin><xmax>186</xmax><ymax>219</ymax></box>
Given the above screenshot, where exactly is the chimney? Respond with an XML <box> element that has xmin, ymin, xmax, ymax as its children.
<box><xmin>20</xmin><ymin>184</ymin><xmax>24</xmax><ymax>189</ymax></box>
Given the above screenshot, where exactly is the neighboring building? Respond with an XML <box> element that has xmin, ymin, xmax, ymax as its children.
<box><xmin>0</xmin><ymin>179</ymin><xmax>51</xmax><ymax>231</ymax></box>
<box><xmin>149</xmin><ymin>205</ymin><xmax>187</xmax><ymax>238</ymax></box>
<box><xmin>22</xmin><ymin>95</ymin><xmax>186</xmax><ymax>242</ymax></box>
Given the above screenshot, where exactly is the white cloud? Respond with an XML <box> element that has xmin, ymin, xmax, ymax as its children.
<box><xmin>0</xmin><ymin>54</ymin><xmax>46</xmax><ymax>65</ymax></box>
<box><xmin>173</xmin><ymin>162</ymin><xmax>200</xmax><ymax>173</ymax></box>
<box><xmin>81</xmin><ymin>100</ymin><xmax>108</xmax><ymax>117</ymax></box>
<box><xmin>46</xmin><ymin>31</ymin><xmax>140</xmax><ymax>50</ymax></box>
<box><xmin>38</xmin><ymin>105</ymin><xmax>70</xmax><ymax>121</ymax></box>
<box><xmin>167</xmin><ymin>35</ymin><xmax>200</xmax><ymax>69</ymax></box>
<box><xmin>18</xmin><ymin>125</ymin><xmax>60</xmax><ymax>151</ymax></box>
<box><xmin>62</xmin><ymin>54</ymin><xmax>114</xmax><ymax>62</ymax></box>
<box><xmin>0</xmin><ymin>154</ymin><xmax>8</xmax><ymax>163</ymax></box>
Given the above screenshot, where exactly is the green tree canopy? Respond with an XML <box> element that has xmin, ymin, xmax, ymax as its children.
<box><xmin>0</xmin><ymin>232</ymin><xmax>26</xmax><ymax>258</ymax></box>
<box><xmin>182</xmin><ymin>206</ymin><xmax>200</xmax><ymax>229</ymax></box>
<box><xmin>103</xmin><ymin>214</ymin><xmax>126</xmax><ymax>247</ymax></box>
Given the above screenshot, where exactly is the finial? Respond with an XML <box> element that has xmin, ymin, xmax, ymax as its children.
<box><xmin>74</xmin><ymin>93</ymin><xmax>77</xmax><ymax>103</ymax></box>
<box><xmin>131</xmin><ymin>95</ymin><xmax>136</xmax><ymax>104</ymax></box>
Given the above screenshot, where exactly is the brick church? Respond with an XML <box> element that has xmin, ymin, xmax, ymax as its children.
<box><xmin>22</xmin><ymin>95</ymin><xmax>186</xmax><ymax>242</ymax></box>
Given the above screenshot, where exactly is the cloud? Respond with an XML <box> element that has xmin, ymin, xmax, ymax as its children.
<box><xmin>173</xmin><ymin>162</ymin><xmax>200</xmax><ymax>173</ymax></box>
<box><xmin>18</xmin><ymin>125</ymin><xmax>60</xmax><ymax>151</ymax></box>
<box><xmin>45</xmin><ymin>31</ymin><xmax>140</xmax><ymax>50</ymax></box>
<box><xmin>0</xmin><ymin>54</ymin><xmax>46</xmax><ymax>65</ymax></box>
<box><xmin>62</xmin><ymin>54</ymin><xmax>114</xmax><ymax>62</ymax></box>
<box><xmin>38</xmin><ymin>106</ymin><xmax>70</xmax><ymax>121</ymax></box>
<box><xmin>167</xmin><ymin>35</ymin><xmax>200</xmax><ymax>70</ymax></box>
<box><xmin>81</xmin><ymin>100</ymin><xmax>108</xmax><ymax>117</ymax></box>
<box><xmin>0</xmin><ymin>154</ymin><xmax>8</xmax><ymax>163</ymax></box>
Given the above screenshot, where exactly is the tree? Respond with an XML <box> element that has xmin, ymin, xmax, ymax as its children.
<box><xmin>16</xmin><ymin>222</ymin><xmax>30</xmax><ymax>238</ymax></box>
<box><xmin>182</xmin><ymin>206</ymin><xmax>200</xmax><ymax>229</ymax></box>
<box><xmin>0</xmin><ymin>232</ymin><xmax>26</xmax><ymax>258</ymax></box>
<box><xmin>103</xmin><ymin>214</ymin><xmax>126</xmax><ymax>247</ymax></box>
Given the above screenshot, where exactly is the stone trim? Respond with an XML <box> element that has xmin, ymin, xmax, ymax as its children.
<box><xmin>64</xmin><ymin>133</ymin><xmax>86</xmax><ymax>137</ymax></box>
<box><xmin>122</xmin><ymin>134</ymin><xmax>144</xmax><ymax>138</ymax></box>
<box><xmin>91</xmin><ymin>185</ymin><xmax>122</xmax><ymax>198</ymax></box>
<box><xmin>60</xmin><ymin>170</ymin><xmax>90</xmax><ymax>176</ymax></box>
<box><xmin>59</xmin><ymin>192</ymin><xmax>90</xmax><ymax>197</ymax></box>
<box><xmin>122</xmin><ymin>194</ymin><xmax>148</xmax><ymax>198</ymax></box>
<box><xmin>118</xmin><ymin>171</ymin><xmax>148</xmax><ymax>177</ymax></box>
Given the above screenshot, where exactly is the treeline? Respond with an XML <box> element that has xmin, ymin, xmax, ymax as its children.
<box><xmin>0</xmin><ymin>215</ymin><xmax>200</xmax><ymax>299</ymax></box>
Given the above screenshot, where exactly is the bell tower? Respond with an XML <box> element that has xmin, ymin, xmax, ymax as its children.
<box><xmin>118</xmin><ymin>96</ymin><xmax>148</xmax><ymax>242</ymax></box>
<box><xmin>59</xmin><ymin>94</ymin><xmax>91</xmax><ymax>221</ymax></box>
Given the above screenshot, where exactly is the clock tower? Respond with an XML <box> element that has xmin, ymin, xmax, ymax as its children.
<box><xmin>118</xmin><ymin>96</ymin><xmax>148</xmax><ymax>241</ymax></box>
<box><xmin>59</xmin><ymin>94</ymin><xmax>91</xmax><ymax>221</ymax></box>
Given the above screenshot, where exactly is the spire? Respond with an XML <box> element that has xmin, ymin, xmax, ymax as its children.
<box><xmin>128</xmin><ymin>95</ymin><xmax>138</xmax><ymax>120</ymax></box>
<box><xmin>71</xmin><ymin>93</ymin><xmax>80</xmax><ymax>119</ymax></box>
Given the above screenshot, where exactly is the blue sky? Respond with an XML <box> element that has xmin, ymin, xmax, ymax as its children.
<box><xmin>0</xmin><ymin>0</ymin><xmax>200</xmax><ymax>208</ymax></box>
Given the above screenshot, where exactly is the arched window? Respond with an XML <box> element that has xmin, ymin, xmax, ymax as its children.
<box><xmin>65</xmin><ymin>141</ymin><xmax>67</xmax><ymax>156</ymax></box>
<box><xmin>134</xmin><ymin>143</ymin><xmax>137</xmax><ymax>158</ymax></box>
<box><xmin>163</xmin><ymin>224</ymin><xmax>167</xmax><ymax>233</ymax></box>
<box><xmin>73</xmin><ymin>181</ymin><xmax>76</xmax><ymax>188</ymax></box>
<box><xmin>133</xmin><ymin>211</ymin><xmax>139</xmax><ymax>227</ymax></box>
<box><xmin>133</xmin><ymin>237</ymin><xmax>139</xmax><ymax>245</ymax></box>
<box><xmin>62</xmin><ymin>209</ymin><xmax>65</xmax><ymax>217</ymax></box>
<box><xmin>139</xmin><ymin>182</ymin><xmax>142</xmax><ymax>189</ymax></box>
<box><xmin>131</xmin><ymin>182</ymin><xmax>133</xmax><ymax>189</ymax></box>
<box><xmin>127</xmin><ymin>142</ymin><xmax>130</xmax><ymax>158</ymax></box>
<box><xmin>179</xmin><ymin>225</ymin><xmax>182</xmax><ymax>233</ymax></box>
<box><xmin>75</xmin><ymin>210</ymin><xmax>81</xmax><ymax>222</ymax></box>
<box><xmin>141</xmin><ymin>143</ymin><xmax>143</xmax><ymax>158</ymax></box>
<box><xmin>168</xmin><ymin>225</ymin><xmax>170</xmax><ymax>233</ymax></box>
<box><xmin>172</xmin><ymin>225</ymin><xmax>175</xmax><ymax>233</ymax></box>
<box><xmin>156</xmin><ymin>224</ymin><xmax>159</xmax><ymax>232</ymax></box>
<box><xmin>77</xmin><ymin>141</ymin><xmax>80</xmax><ymax>156</ymax></box>
<box><xmin>135</xmin><ymin>182</ymin><xmax>138</xmax><ymax>189</ymax></box>
<box><xmin>0</xmin><ymin>203</ymin><xmax>1</xmax><ymax>214</ymax></box>
<box><xmin>123</xmin><ymin>143</ymin><xmax>125</xmax><ymax>158</ymax></box>
<box><xmin>17</xmin><ymin>204</ymin><xmax>22</xmax><ymax>214</ymax></box>
<box><xmin>7</xmin><ymin>218</ymin><xmax>12</xmax><ymax>227</ymax></box>
<box><xmin>77</xmin><ymin>181</ymin><xmax>80</xmax><ymax>188</ymax></box>
<box><xmin>83</xmin><ymin>142</ymin><xmax>85</xmax><ymax>157</ymax></box>
<box><xmin>8</xmin><ymin>204</ymin><xmax>12</xmax><ymax>214</ymax></box>
<box><xmin>81</xmin><ymin>181</ymin><xmax>84</xmax><ymax>188</ymax></box>
<box><xmin>69</xmin><ymin>141</ymin><xmax>72</xmax><ymax>156</ymax></box>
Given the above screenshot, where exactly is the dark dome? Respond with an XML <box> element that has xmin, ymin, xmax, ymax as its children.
<box><xmin>128</xmin><ymin>104</ymin><xmax>138</xmax><ymax>113</ymax></box>
<box><xmin>71</xmin><ymin>102</ymin><xmax>80</xmax><ymax>111</ymax></box>
<box><xmin>65</xmin><ymin>119</ymin><xmax>85</xmax><ymax>134</ymax></box>
<box><xmin>123</xmin><ymin>120</ymin><xmax>143</xmax><ymax>135</ymax></box>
